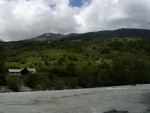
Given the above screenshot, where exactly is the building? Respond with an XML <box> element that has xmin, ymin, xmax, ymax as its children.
<box><xmin>8</xmin><ymin>68</ymin><xmax>36</xmax><ymax>75</ymax></box>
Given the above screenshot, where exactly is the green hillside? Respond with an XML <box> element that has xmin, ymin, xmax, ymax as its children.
<box><xmin>0</xmin><ymin>38</ymin><xmax>150</xmax><ymax>91</ymax></box>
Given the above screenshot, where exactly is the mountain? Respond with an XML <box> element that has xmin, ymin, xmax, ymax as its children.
<box><xmin>63</xmin><ymin>28</ymin><xmax>150</xmax><ymax>40</ymax></box>
<box><xmin>0</xmin><ymin>39</ymin><xmax>4</xmax><ymax>42</ymax></box>
<box><xmin>7</xmin><ymin>28</ymin><xmax>150</xmax><ymax>44</ymax></box>
<box><xmin>0</xmin><ymin>39</ymin><xmax>5</xmax><ymax>44</ymax></box>
<box><xmin>8</xmin><ymin>33</ymin><xmax>64</xmax><ymax>44</ymax></box>
<box><xmin>27</xmin><ymin>33</ymin><xmax>64</xmax><ymax>43</ymax></box>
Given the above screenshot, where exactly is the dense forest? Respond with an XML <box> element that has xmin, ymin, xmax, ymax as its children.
<box><xmin>0</xmin><ymin>30</ymin><xmax>150</xmax><ymax>92</ymax></box>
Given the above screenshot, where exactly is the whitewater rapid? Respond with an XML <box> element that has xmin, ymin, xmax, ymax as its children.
<box><xmin>0</xmin><ymin>84</ymin><xmax>150</xmax><ymax>113</ymax></box>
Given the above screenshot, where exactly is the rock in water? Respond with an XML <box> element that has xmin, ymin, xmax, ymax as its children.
<box><xmin>104</xmin><ymin>110</ymin><xmax>128</xmax><ymax>113</ymax></box>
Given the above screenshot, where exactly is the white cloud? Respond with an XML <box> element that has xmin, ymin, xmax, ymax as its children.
<box><xmin>0</xmin><ymin>0</ymin><xmax>150</xmax><ymax>41</ymax></box>
<box><xmin>77</xmin><ymin>0</ymin><xmax>150</xmax><ymax>32</ymax></box>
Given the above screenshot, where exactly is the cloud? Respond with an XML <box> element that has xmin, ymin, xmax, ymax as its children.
<box><xmin>0</xmin><ymin>0</ymin><xmax>150</xmax><ymax>41</ymax></box>
<box><xmin>76</xmin><ymin>0</ymin><xmax>150</xmax><ymax>32</ymax></box>
<box><xmin>0</xmin><ymin>0</ymin><xmax>80</xmax><ymax>41</ymax></box>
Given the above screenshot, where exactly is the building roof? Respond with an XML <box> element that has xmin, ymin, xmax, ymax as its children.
<box><xmin>8</xmin><ymin>69</ymin><xmax>22</xmax><ymax>73</ymax></box>
<box><xmin>8</xmin><ymin>68</ymin><xmax>36</xmax><ymax>73</ymax></box>
<box><xmin>27</xmin><ymin>68</ymin><xmax>36</xmax><ymax>73</ymax></box>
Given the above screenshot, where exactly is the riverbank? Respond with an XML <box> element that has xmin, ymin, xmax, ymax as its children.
<box><xmin>0</xmin><ymin>86</ymin><xmax>32</xmax><ymax>93</ymax></box>
<box><xmin>0</xmin><ymin>84</ymin><xmax>146</xmax><ymax>93</ymax></box>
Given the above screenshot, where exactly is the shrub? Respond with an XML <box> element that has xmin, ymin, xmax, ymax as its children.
<box><xmin>6</xmin><ymin>76</ymin><xmax>22</xmax><ymax>92</ymax></box>
<box><xmin>53</xmin><ymin>77</ymin><xmax>65</xmax><ymax>90</ymax></box>
<box><xmin>37</xmin><ymin>74</ymin><xmax>53</xmax><ymax>90</ymax></box>
<box><xmin>24</xmin><ymin>74</ymin><xmax>39</xmax><ymax>89</ymax></box>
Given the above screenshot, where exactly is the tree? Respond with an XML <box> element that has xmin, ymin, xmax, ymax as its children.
<box><xmin>24</xmin><ymin>74</ymin><xmax>39</xmax><ymax>89</ymax></box>
<box><xmin>6</xmin><ymin>76</ymin><xmax>21</xmax><ymax>92</ymax></box>
<box><xmin>0</xmin><ymin>59</ymin><xmax>6</xmax><ymax>85</ymax></box>
<box><xmin>66</xmin><ymin>63</ymin><xmax>76</xmax><ymax>77</ymax></box>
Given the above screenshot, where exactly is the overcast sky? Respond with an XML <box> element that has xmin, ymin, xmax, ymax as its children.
<box><xmin>0</xmin><ymin>0</ymin><xmax>150</xmax><ymax>41</ymax></box>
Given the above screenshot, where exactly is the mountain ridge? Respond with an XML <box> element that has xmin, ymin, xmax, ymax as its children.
<box><xmin>0</xmin><ymin>39</ymin><xmax>4</xmax><ymax>42</ymax></box>
<box><xmin>25</xmin><ymin>33</ymin><xmax>64</xmax><ymax>42</ymax></box>
<box><xmin>63</xmin><ymin>28</ymin><xmax>150</xmax><ymax>41</ymax></box>
<box><xmin>6</xmin><ymin>28</ymin><xmax>150</xmax><ymax>43</ymax></box>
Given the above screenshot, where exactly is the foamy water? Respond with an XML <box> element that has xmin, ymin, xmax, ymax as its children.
<box><xmin>0</xmin><ymin>84</ymin><xmax>150</xmax><ymax>113</ymax></box>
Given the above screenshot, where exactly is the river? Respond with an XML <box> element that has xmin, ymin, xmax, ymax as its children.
<box><xmin>0</xmin><ymin>84</ymin><xmax>150</xmax><ymax>113</ymax></box>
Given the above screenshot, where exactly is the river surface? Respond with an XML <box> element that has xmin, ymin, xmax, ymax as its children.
<box><xmin>0</xmin><ymin>84</ymin><xmax>150</xmax><ymax>113</ymax></box>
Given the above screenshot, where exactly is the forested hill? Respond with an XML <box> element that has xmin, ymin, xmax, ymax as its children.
<box><xmin>4</xmin><ymin>28</ymin><xmax>150</xmax><ymax>44</ymax></box>
<box><xmin>63</xmin><ymin>28</ymin><xmax>150</xmax><ymax>40</ymax></box>
<box><xmin>0</xmin><ymin>29</ymin><xmax>150</xmax><ymax>91</ymax></box>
